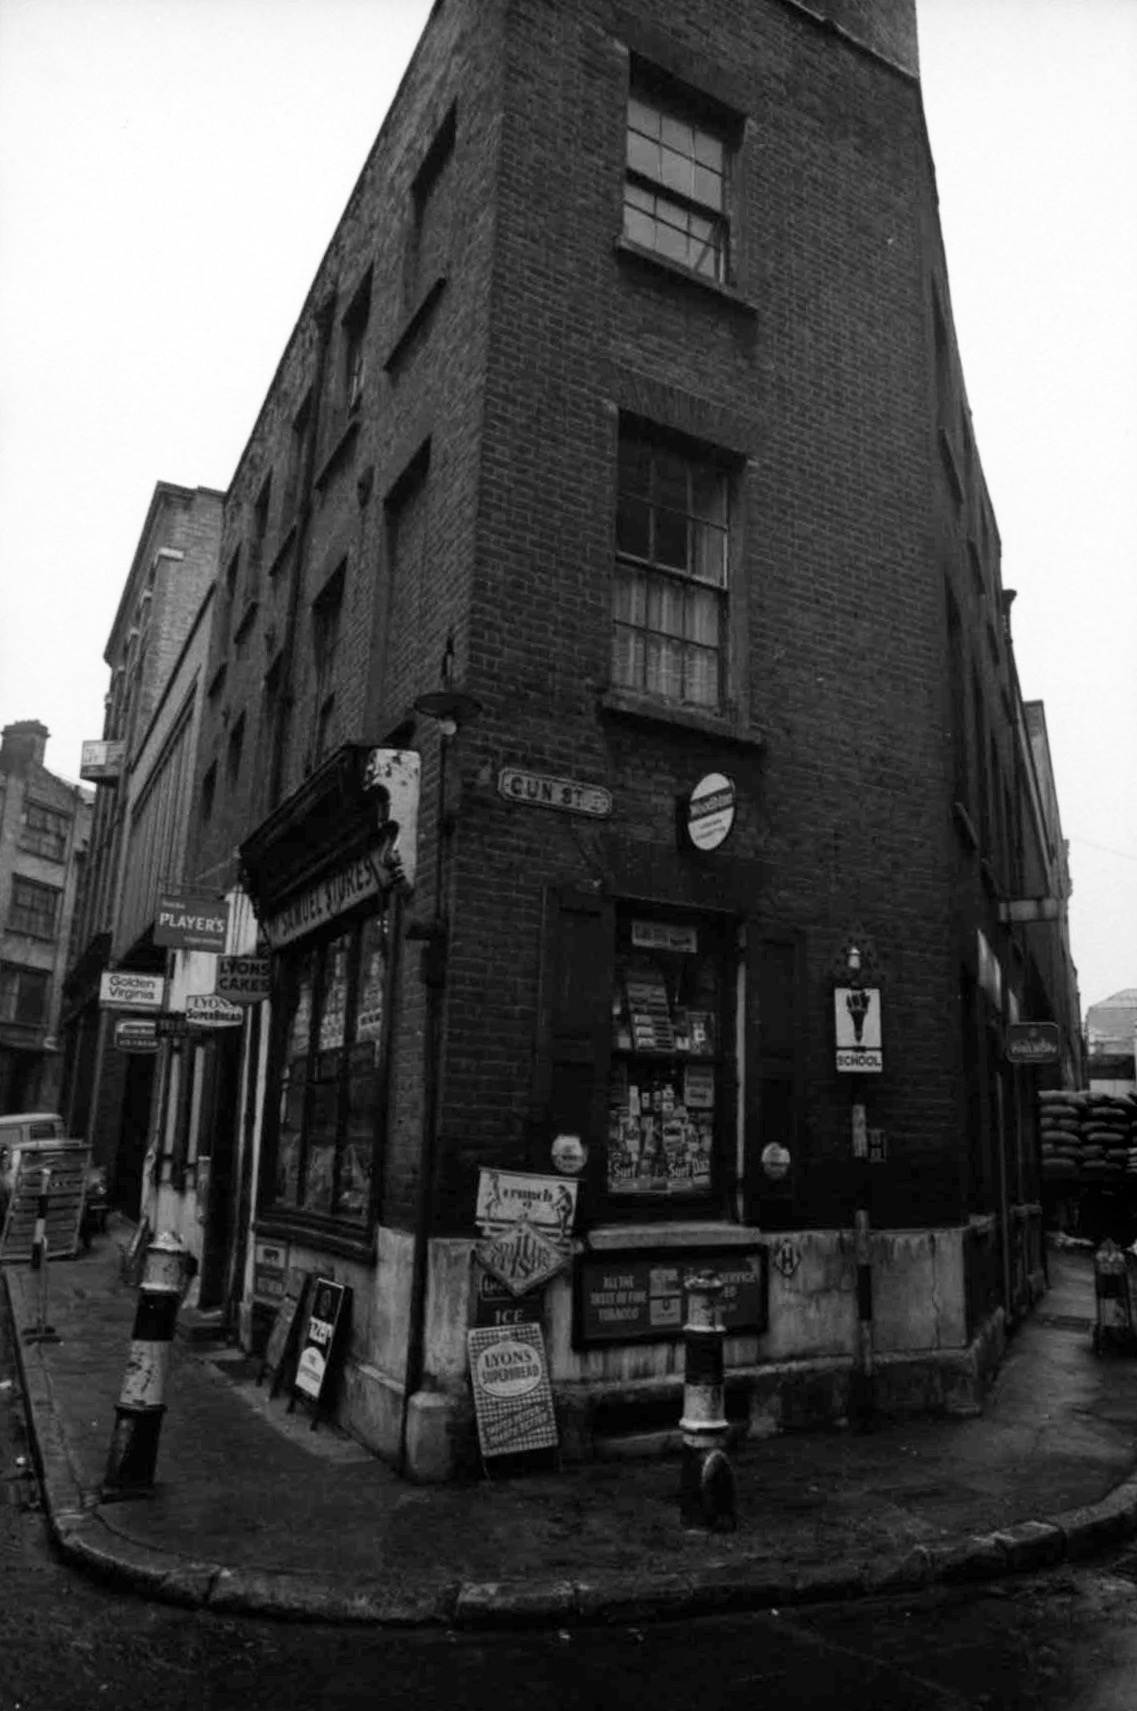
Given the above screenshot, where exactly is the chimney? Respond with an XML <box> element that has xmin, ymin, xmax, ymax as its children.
<box><xmin>0</xmin><ymin>720</ymin><xmax>50</xmax><ymax>773</ymax></box>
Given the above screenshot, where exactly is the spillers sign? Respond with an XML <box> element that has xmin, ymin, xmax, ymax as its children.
<box><xmin>475</xmin><ymin>1221</ymin><xmax>568</xmax><ymax>1297</ymax></box>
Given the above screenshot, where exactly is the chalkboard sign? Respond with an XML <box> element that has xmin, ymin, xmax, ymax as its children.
<box><xmin>289</xmin><ymin>1277</ymin><xmax>351</xmax><ymax>1427</ymax></box>
<box><xmin>258</xmin><ymin>1268</ymin><xmax>310</xmax><ymax>1396</ymax></box>
<box><xmin>574</xmin><ymin>1248</ymin><xmax>768</xmax><ymax>1346</ymax></box>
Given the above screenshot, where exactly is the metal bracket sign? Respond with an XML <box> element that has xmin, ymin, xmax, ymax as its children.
<box><xmin>186</xmin><ymin>994</ymin><xmax>244</xmax><ymax>1030</ymax></box>
<box><xmin>99</xmin><ymin>970</ymin><xmax>166</xmax><ymax>1012</ymax></box>
<box><xmin>216</xmin><ymin>955</ymin><xmax>271</xmax><ymax>1003</ymax></box>
<box><xmin>114</xmin><ymin>1018</ymin><xmax>159</xmax><ymax>1054</ymax></box>
<box><xmin>154</xmin><ymin>893</ymin><xmax>230</xmax><ymax>951</ymax></box>
<box><xmin>1005</xmin><ymin>1022</ymin><xmax>1061</xmax><ymax>1065</ymax></box>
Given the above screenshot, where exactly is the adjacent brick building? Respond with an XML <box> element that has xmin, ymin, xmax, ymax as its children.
<box><xmin>183</xmin><ymin>0</ymin><xmax>1079</xmax><ymax>1475</ymax></box>
<box><xmin>60</xmin><ymin>482</ymin><xmax>223</xmax><ymax>1204</ymax></box>
<box><xmin>0</xmin><ymin>723</ymin><xmax>92</xmax><ymax>1113</ymax></box>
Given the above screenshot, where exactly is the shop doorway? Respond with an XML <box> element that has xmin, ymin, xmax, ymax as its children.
<box><xmin>115</xmin><ymin>1051</ymin><xmax>156</xmax><ymax>1219</ymax></box>
<box><xmin>197</xmin><ymin>1029</ymin><xmax>242</xmax><ymax>1311</ymax></box>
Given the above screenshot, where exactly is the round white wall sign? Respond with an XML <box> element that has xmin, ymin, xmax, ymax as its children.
<box><xmin>686</xmin><ymin>772</ymin><xmax>736</xmax><ymax>852</ymax></box>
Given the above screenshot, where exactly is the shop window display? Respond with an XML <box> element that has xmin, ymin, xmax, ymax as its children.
<box><xmin>270</xmin><ymin>910</ymin><xmax>389</xmax><ymax>1223</ymax></box>
<box><xmin>607</xmin><ymin>913</ymin><xmax>725</xmax><ymax>1200</ymax></box>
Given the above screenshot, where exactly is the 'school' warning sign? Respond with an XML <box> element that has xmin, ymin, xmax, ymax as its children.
<box><xmin>467</xmin><ymin>1323</ymin><xmax>558</xmax><ymax>1458</ymax></box>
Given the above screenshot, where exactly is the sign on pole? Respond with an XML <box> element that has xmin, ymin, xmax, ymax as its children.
<box><xmin>834</xmin><ymin>986</ymin><xmax>883</xmax><ymax>1073</ymax></box>
<box><xmin>99</xmin><ymin>970</ymin><xmax>166</xmax><ymax>1012</ymax></box>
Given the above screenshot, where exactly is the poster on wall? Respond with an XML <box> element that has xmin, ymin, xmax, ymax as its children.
<box><xmin>467</xmin><ymin>1323</ymin><xmax>558</xmax><ymax>1460</ymax></box>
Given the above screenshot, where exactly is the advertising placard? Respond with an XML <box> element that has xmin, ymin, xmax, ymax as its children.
<box><xmin>472</xmin><ymin>1264</ymin><xmax>545</xmax><ymax>1329</ymax></box>
<box><xmin>216</xmin><ymin>955</ymin><xmax>271</xmax><ymax>1003</ymax></box>
<box><xmin>99</xmin><ymin>970</ymin><xmax>166</xmax><ymax>1012</ymax></box>
<box><xmin>683</xmin><ymin>772</ymin><xmax>736</xmax><ymax>852</ymax></box>
<box><xmin>154</xmin><ymin>894</ymin><xmax>230</xmax><ymax>951</ymax></box>
<box><xmin>294</xmin><ymin>1277</ymin><xmax>350</xmax><ymax>1403</ymax></box>
<box><xmin>575</xmin><ymin>1249</ymin><xmax>768</xmax><ymax>1346</ymax></box>
<box><xmin>467</xmin><ymin>1323</ymin><xmax>559</xmax><ymax>1459</ymax></box>
<box><xmin>252</xmin><ymin>1239</ymin><xmax>289</xmax><ymax>1303</ymax></box>
<box><xmin>475</xmin><ymin>1168</ymin><xmax>578</xmax><ymax>1238</ymax></box>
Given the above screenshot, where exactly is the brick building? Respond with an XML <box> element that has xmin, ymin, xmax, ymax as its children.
<box><xmin>60</xmin><ymin>482</ymin><xmax>223</xmax><ymax>1206</ymax></box>
<box><xmin>0</xmin><ymin>723</ymin><xmax>92</xmax><ymax>1113</ymax></box>
<box><xmin>184</xmin><ymin>0</ymin><xmax>1079</xmax><ymax>1476</ymax></box>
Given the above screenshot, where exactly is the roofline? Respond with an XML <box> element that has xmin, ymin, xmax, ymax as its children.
<box><xmin>104</xmin><ymin>482</ymin><xmax>226</xmax><ymax>663</ymax></box>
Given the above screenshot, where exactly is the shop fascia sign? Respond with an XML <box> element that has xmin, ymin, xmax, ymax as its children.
<box><xmin>498</xmin><ymin>766</ymin><xmax>613</xmax><ymax>819</ymax></box>
<box><xmin>99</xmin><ymin>970</ymin><xmax>166</xmax><ymax>1012</ymax></box>
<box><xmin>682</xmin><ymin>771</ymin><xmax>736</xmax><ymax>852</ymax></box>
<box><xmin>263</xmin><ymin>851</ymin><xmax>386</xmax><ymax>951</ymax></box>
<box><xmin>834</xmin><ymin>985</ymin><xmax>883</xmax><ymax>1073</ymax></box>
<box><xmin>1005</xmin><ymin>1022</ymin><xmax>1061</xmax><ymax>1065</ymax></box>
<box><xmin>80</xmin><ymin>739</ymin><xmax>126</xmax><ymax>783</ymax></box>
<box><xmin>153</xmin><ymin>893</ymin><xmax>230</xmax><ymax>951</ymax></box>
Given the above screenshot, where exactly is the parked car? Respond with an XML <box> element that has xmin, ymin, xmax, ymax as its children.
<box><xmin>0</xmin><ymin>1111</ymin><xmax>65</xmax><ymax>1221</ymax></box>
<box><xmin>0</xmin><ymin>1112</ymin><xmax>107</xmax><ymax>1246</ymax></box>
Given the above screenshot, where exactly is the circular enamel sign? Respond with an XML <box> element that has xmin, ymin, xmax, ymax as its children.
<box><xmin>685</xmin><ymin>772</ymin><xmax>736</xmax><ymax>852</ymax></box>
<box><xmin>551</xmin><ymin>1132</ymin><xmax>588</xmax><ymax>1175</ymax></box>
<box><xmin>475</xmin><ymin>1339</ymin><xmax>544</xmax><ymax>1400</ymax></box>
<box><xmin>760</xmin><ymin>1142</ymin><xmax>791</xmax><ymax>1182</ymax></box>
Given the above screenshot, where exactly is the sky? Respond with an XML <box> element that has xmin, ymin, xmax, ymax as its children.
<box><xmin>0</xmin><ymin>0</ymin><xmax>1134</xmax><ymax>1017</ymax></box>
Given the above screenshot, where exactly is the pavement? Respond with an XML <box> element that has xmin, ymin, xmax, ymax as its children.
<box><xmin>5</xmin><ymin>1219</ymin><xmax>1137</xmax><ymax>1630</ymax></box>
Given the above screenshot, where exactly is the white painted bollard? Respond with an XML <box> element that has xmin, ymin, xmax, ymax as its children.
<box><xmin>679</xmin><ymin>1271</ymin><xmax>737</xmax><ymax>1530</ymax></box>
<box><xmin>103</xmin><ymin>1231</ymin><xmax>190</xmax><ymax>1496</ymax></box>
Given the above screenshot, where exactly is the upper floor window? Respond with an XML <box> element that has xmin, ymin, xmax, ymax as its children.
<box><xmin>20</xmin><ymin>801</ymin><xmax>68</xmax><ymax>862</ymax></box>
<box><xmin>283</xmin><ymin>392</ymin><xmax>313</xmax><ymax>522</ymax></box>
<box><xmin>613</xmin><ymin>425</ymin><xmax>728</xmax><ymax>709</ymax></box>
<box><xmin>8</xmin><ymin>875</ymin><xmax>60</xmax><ymax>940</ymax></box>
<box><xmin>624</xmin><ymin>84</ymin><xmax>728</xmax><ymax>282</ymax></box>
<box><xmin>311</xmin><ymin>565</ymin><xmax>345</xmax><ymax>764</ymax></box>
<box><xmin>341</xmin><ymin>273</ymin><xmax>372</xmax><ymax>417</ymax></box>
<box><xmin>0</xmin><ymin>962</ymin><xmax>50</xmax><ymax>1027</ymax></box>
<box><xmin>406</xmin><ymin>105</ymin><xmax>456</xmax><ymax>308</ymax></box>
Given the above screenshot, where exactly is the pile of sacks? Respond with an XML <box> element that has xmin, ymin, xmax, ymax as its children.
<box><xmin>1040</xmin><ymin>1089</ymin><xmax>1137</xmax><ymax>1184</ymax></box>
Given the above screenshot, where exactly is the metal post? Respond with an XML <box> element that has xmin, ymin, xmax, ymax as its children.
<box><xmin>103</xmin><ymin>1231</ymin><xmax>189</xmax><ymax>1497</ymax></box>
<box><xmin>24</xmin><ymin>1168</ymin><xmax>59</xmax><ymax>1344</ymax></box>
<box><xmin>679</xmin><ymin>1271</ymin><xmax>736</xmax><ymax>1530</ymax></box>
<box><xmin>849</xmin><ymin>1097</ymin><xmax>875</xmax><ymax>1429</ymax></box>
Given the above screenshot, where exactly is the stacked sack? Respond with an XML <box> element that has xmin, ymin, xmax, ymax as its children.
<box><xmin>1039</xmin><ymin>1090</ymin><xmax>1087</xmax><ymax>1182</ymax></box>
<box><xmin>1040</xmin><ymin>1089</ymin><xmax>1137</xmax><ymax>1184</ymax></box>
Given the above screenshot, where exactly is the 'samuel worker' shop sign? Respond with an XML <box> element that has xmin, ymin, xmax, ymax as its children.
<box><xmin>575</xmin><ymin>1250</ymin><xmax>768</xmax><ymax>1346</ymax></box>
<box><xmin>153</xmin><ymin>893</ymin><xmax>231</xmax><ymax>952</ymax></box>
<box><xmin>263</xmin><ymin>853</ymin><xmax>385</xmax><ymax>951</ymax></box>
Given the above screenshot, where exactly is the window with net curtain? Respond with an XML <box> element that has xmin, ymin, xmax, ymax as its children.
<box><xmin>612</xmin><ymin>427</ymin><xmax>728</xmax><ymax>709</ymax></box>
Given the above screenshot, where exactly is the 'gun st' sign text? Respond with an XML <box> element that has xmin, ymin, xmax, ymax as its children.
<box><xmin>154</xmin><ymin>894</ymin><xmax>231</xmax><ymax>952</ymax></box>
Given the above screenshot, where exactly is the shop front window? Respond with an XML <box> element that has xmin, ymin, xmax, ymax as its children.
<box><xmin>606</xmin><ymin>911</ymin><xmax>726</xmax><ymax>1202</ymax></box>
<box><xmin>269</xmin><ymin>908</ymin><xmax>389</xmax><ymax>1224</ymax></box>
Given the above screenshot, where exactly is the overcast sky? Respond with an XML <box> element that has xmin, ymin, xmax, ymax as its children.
<box><xmin>0</xmin><ymin>0</ymin><xmax>1134</xmax><ymax>1017</ymax></box>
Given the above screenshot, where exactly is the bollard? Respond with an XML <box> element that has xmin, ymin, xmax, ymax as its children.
<box><xmin>23</xmin><ymin>1168</ymin><xmax>59</xmax><ymax>1345</ymax></box>
<box><xmin>103</xmin><ymin>1231</ymin><xmax>190</xmax><ymax>1498</ymax></box>
<box><xmin>679</xmin><ymin>1271</ymin><xmax>737</xmax><ymax>1531</ymax></box>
